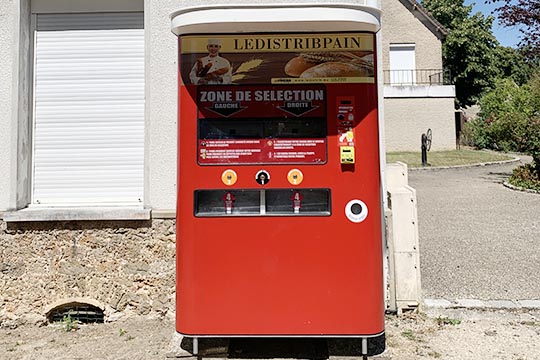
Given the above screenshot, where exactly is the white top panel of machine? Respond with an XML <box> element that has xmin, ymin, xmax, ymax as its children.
<box><xmin>171</xmin><ymin>2</ymin><xmax>381</xmax><ymax>35</ymax></box>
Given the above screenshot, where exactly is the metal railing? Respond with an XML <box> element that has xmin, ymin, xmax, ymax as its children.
<box><xmin>383</xmin><ymin>69</ymin><xmax>452</xmax><ymax>85</ymax></box>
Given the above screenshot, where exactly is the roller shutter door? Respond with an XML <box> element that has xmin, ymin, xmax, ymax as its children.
<box><xmin>32</xmin><ymin>13</ymin><xmax>144</xmax><ymax>205</ymax></box>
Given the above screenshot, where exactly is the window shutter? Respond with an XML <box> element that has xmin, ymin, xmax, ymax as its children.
<box><xmin>389</xmin><ymin>44</ymin><xmax>416</xmax><ymax>85</ymax></box>
<box><xmin>33</xmin><ymin>13</ymin><xmax>144</xmax><ymax>205</ymax></box>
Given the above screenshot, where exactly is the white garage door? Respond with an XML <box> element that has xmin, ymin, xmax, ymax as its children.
<box><xmin>32</xmin><ymin>13</ymin><xmax>144</xmax><ymax>205</ymax></box>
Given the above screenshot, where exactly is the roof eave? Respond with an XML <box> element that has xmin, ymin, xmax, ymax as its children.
<box><xmin>398</xmin><ymin>0</ymin><xmax>448</xmax><ymax>40</ymax></box>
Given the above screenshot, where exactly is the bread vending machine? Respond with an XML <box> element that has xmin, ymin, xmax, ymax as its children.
<box><xmin>171</xmin><ymin>3</ymin><xmax>385</xmax><ymax>357</ymax></box>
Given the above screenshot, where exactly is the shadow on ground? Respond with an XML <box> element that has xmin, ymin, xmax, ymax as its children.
<box><xmin>482</xmin><ymin>171</ymin><xmax>513</xmax><ymax>183</ymax></box>
<box><xmin>179</xmin><ymin>337</ymin><xmax>381</xmax><ymax>359</ymax></box>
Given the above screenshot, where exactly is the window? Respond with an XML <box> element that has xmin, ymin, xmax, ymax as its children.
<box><xmin>32</xmin><ymin>13</ymin><xmax>144</xmax><ymax>205</ymax></box>
<box><xmin>389</xmin><ymin>44</ymin><xmax>416</xmax><ymax>85</ymax></box>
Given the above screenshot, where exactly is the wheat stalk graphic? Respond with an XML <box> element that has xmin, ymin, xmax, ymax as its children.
<box><xmin>231</xmin><ymin>59</ymin><xmax>264</xmax><ymax>82</ymax></box>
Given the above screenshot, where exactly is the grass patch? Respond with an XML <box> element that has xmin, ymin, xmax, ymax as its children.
<box><xmin>386</xmin><ymin>150</ymin><xmax>513</xmax><ymax>168</ymax></box>
<box><xmin>401</xmin><ymin>330</ymin><xmax>419</xmax><ymax>341</ymax></box>
<box><xmin>61</xmin><ymin>315</ymin><xmax>80</xmax><ymax>332</ymax></box>
<box><xmin>436</xmin><ymin>316</ymin><xmax>461</xmax><ymax>326</ymax></box>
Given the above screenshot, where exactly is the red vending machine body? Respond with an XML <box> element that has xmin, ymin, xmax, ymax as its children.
<box><xmin>173</xmin><ymin>15</ymin><xmax>384</xmax><ymax>353</ymax></box>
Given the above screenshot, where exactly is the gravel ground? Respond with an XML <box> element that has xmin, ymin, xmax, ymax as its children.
<box><xmin>1</xmin><ymin>308</ymin><xmax>540</xmax><ymax>360</ymax></box>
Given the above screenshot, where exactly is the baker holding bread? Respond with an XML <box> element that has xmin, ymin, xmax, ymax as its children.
<box><xmin>189</xmin><ymin>39</ymin><xmax>232</xmax><ymax>85</ymax></box>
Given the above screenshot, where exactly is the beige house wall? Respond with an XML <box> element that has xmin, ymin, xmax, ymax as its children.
<box><xmin>380</xmin><ymin>0</ymin><xmax>443</xmax><ymax>73</ymax></box>
<box><xmin>381</xmin><ymin>1</ymin><xmax>455</xmax><ymax>152</ymax></box>
<box><xmin>385</xmin><ymin>96</ymin><xmax>456</xmax><ymax>152</ymax></box>
<box><xmin>0</xmin><ymin>1</ymin><xmax>16</xmax><ymax>211</ymax></box>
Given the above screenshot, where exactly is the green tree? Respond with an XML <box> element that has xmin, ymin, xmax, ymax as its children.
<box><xmin>422</xmin><ymin>0</ymin><xmax>500</xmax><ymax>107</ymax></box>
<box><xmin>479</xmin><ymin>78</ymin><xmax>532</xmax><ymax>120</ymax></box>
<box><xmin>488</xmin><ymin>0</ymin><xmax>540</xmax><ymax>61</ymax></box>
<box><xmin>493</xmin><ymin>46</ymin><xmax>534</xmax><ymax>85</ymax></box>
<box><xmin>420</xmin><ymin>0</ymin><xmax>471</xmax><ymax>28</ymax></box>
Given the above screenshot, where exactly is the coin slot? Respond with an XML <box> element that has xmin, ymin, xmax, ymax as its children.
<box><xmin>256</xmin><ymin>170</ymin><xmax>270</xmax><ymax>185</ymax></box>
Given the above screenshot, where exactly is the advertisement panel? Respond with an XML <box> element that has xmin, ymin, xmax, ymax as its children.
<box><xmin>180</xmin><ymin>33</ymin><xmax>375</xmax><ymax>85</ymax></box>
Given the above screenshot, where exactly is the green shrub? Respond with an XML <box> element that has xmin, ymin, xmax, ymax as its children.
<box><xmin>469</xmin><ymin>74</ymin><xmax>540</xmax><ymax>181</ymax></box>
<box><xmin>509</xmin><ymin>163</ymin><xmax>540</xmax><ymax>191</ymax></box>
<box><xmin>523</xmin><ymin>117</ymin><xmax>540</xmax><ymax>176</ymax></box>
<box><xmin>478</xmin><ymin>78</ymin><xmax>533</xmax><ymax>120</ymax></box>
<box><xmin>463</xmin><ymin>118</ymin><xmax>491</xmax><ymax>149</ymax></box>
<box><xmin>489</xmin><ymin>112</ymin><xmax>529</xmax><ymax>152</ymax></box>
<box><xmin>459</xmin><ymin>120</ymin><xmax>476</xmax><ymax>147</ymax></box>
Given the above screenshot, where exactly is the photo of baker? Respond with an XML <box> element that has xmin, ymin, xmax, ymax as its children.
<box><xmin>189</xmin><ymin>39</ymin><xmax>232</xmax><ymax>85</ymax></box>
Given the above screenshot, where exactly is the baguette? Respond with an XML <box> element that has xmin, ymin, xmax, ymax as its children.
<box><xmin>284</xmin><ymin>56</ymin><xmax>317</xmax><ymax>77</ymax></box>
<box><xmin>300</xmin><ymin>62</ymin><xmax>369</xmax><ymax>78</ymax></box>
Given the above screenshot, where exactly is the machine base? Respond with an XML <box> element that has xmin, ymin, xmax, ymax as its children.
<box><xmin>168</xmin><ymin>332</ymin><xmax>385</xmax><ymax>358</ymax></box>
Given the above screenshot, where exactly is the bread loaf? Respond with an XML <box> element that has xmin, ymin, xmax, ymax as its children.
<box><xmin>300</xmin><ymin>62</ymin><xmax>369</xmax><ymax>78</ymax></box>
<box><xmin>284</xmin><ymin>56</ymin><xmax>317</xmax><ymax>77</ymax></box>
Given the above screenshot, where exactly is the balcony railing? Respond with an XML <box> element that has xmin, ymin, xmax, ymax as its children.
<box><xmin>383</xmin><ymin>69</ymin><xmax>452</xmax><ymax>86</ymax></box>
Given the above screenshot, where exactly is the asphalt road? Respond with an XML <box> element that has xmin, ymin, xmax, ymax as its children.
<box><xmin>408</xmin><ymin>157</ymin><xmax>540</xmax><ymax>301</ymax></box>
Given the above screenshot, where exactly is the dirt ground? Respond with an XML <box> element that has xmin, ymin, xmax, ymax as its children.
<box><xmin>1</xmin><ymin>308</ymin><xmax>539</xmax><ymax>360</ymax></box>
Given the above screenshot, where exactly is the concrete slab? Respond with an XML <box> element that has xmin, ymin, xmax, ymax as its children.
<box><xmin>423</xmin><ymin>298</ymin><xmax>453</xmax><ymax>308</ymax></box>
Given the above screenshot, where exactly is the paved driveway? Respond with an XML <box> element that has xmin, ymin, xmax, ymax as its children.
<box><xmin>408</xmin><ymin>158</ymin><xmax>540</xmax><ymax>301</ymax></box>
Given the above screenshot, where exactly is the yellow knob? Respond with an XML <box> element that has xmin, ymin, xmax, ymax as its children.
<box><xmin>221</xmin><ymin>170</ymin><xmax>238</xmax><ymax>186</ymax></box>
<box><xmin>287</xmin><ymin>169</ymin><xmax>304</xmax><ymax>185</ymax></box>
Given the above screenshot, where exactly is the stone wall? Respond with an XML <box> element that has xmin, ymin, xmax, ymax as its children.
<box><xmin>0</xmin><ymin>219</ymin><xmax>176</xmax><ymax>328</ymax></box>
